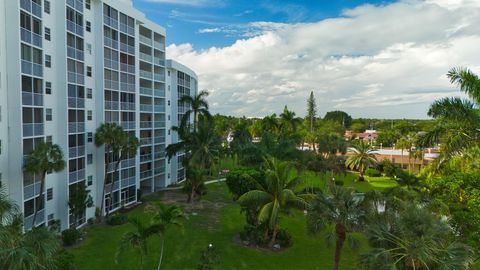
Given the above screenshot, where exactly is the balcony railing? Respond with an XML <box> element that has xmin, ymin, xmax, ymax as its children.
<box><xmin>140</xmin><ymin>70</ymin><xmax>152</xmax><ymax>79</ymax></box>
<box><xmin>140</xmin><ymin>121</ymin><xmax>152</xmax><ymax>129</ymax></box>
<box><xmin>68</xmin><ymin>97</ymin><xmax>85</xmax><ymax>108</ymax></box>
<box><xmin>21</xmin><ymin>28</ymin><xmax>42</xmax><ymax>48</ymax></box>
<box><xmin>21</xmin><ymin>0</ymin><xmax>42</xmax><ymax>18</ymax></box>
<box><xmin>66</xmin><ymin>20</ymin><xmax>83</xmax><ymax>37</ymax></box>
<box><xmin>67</xmin><ymin>71</ymin><xmax>85</xmax><ymax>85</ymax></box>
<box><xmin>140</xmin><ymin>138</ymin><xmax>152</xmax><ymax>145</ymax></box>
<box><xmin>153</xmin><ymin>57</ymin><xmax>165</xmax><ymax>66</ymax></box>
<box><xmin>140</xmin><ymin>104</ymin><xmax>153</xmax><ymax>112</ymax></box>
<box><xmin>69</xmin><ymin>146</ymin><xmax>85</xmax><ymax>158</ymax></box>
<box><xmin>120</xmin><ymin>82</ymin><xmax>135</xmax><ymax>92</ymax></box>
<box><xmin>119</xmin><ymin>23</ymin><xmax>135</xmax><ymax>36</ymax></box>
<box><xmin>23</xmin><ymin>123</ymin><xmax>44</xmax><ymax>137</ymax></box>
<box><xmin>120</xmin><ymin>63</ymin><xmax>135</xmax><ymax>74</ymax></box>
<box><xmin>120</xmin><ymin>102</ymin><xmax>135</xmax><ymax>111</ymax></box>
<box><xmin>140</xmin><ymin>154</ymin><xmax>152</xmax><ymax>163</ymax></box>
<box><xmin>22</xmin><ymin>92</ymin><xmax>43</xmax><ymax>106</ymax></box>
<box><xmin>121</xmin><ymin>158</ymin><xmax>136</xmax><ymax>168</ymax></box>
<box><xmin>121</xmin><ymin>121</ymin><xmax>135</xmax><ymax>130</ymax></box>
<box><xmin>104</xmin><ymin>16</ymin><xmax>118</xmax><ymax>29</ymax></box>
<box><xmin>153</xmin><ymin>152</ymin><xmax>165</xmax><ymax>160</ymax></box>
<box><xmin>139</xmin><ymin>35</ymin><xmax>152</xmax><ymax>46</ymax></box>
<box><xmin>23</xmin><ymin>182</ymin><xmax>41</xmax><ymax>200</ymax></box>
<box><xmin>67</xmin><ymin>0</ymin><xmax>84</xmax><ymax>13</ymax></box>
<box><xmin>105</xmin><ymin>101</ymin><xmax>119</xmax><ymax>110</ymax></box>
<box><xmin>154</xmin><ymin>89</ymin><xmax>165</xmax><ymax>97</ymax></box>
<box><xmin>153</xmin><ymin>167</ymin><xmax>165</xmax><ymax>175</ymax></box>
<box><xmin>140</xmin><ymin>170</ymin><xmax>152</xmax><ymax>179</ymax></box>
<box><xmin>68</xmin><ymin>122</ymin><xmax>85</xmax><ymax>133</ymax></box>
<box><xmin>140</xmin><ymin>52</ymin><xmax>152</xmax><ymax>63</ymax></box>
<box><xmin>69</xmin><ymin>169</ymin><xmax>86</xmax><ymax>184</ymax></box>
<box><xmin>21</xmin><ymin>60</ymin><xmax>43</xmax><ymax>77</ymax></box>
<box><xmin>67</xmin><ymin>46</ymin><xmax>84</xmax><ymax>61</ymax></box>
<box><xmin>24</xmin><ymin>209</ymin><xmax>44</xmax><ymax>230</ymax></box>
<box><xmin>154</xmin><ymin>121</ymin><xmax>166</xmax><ymax>128</ymax></box>
<box><xmin>140</xmin><ymin>87</ymin><xmax>152</xmax><ymax>96</ymax></box>
<box><xmin>154</xmin><ymin>73</ymin><xmax>165</xmax><ymax>82</ymax></box>
<box><xmin>154</xmin><ymin>136</ymin><xmax>165</xmax><ymax>144</ymax></box>
<box><xmin>104</xmin><ymin>36</ymin><xmax>118</xmax><ymax>49</ymax></box>
<box><xmin>154</xmin><ymin>105</ymin><xmax>165</xmax><ymax>112</ymax></box>
<box><xmin>154</xmin><ymin>41</ymin><xmax>165</xmax><ymax>50</ymax></box>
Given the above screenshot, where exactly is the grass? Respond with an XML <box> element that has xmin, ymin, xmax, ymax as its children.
<box><xmin>297</xmin><ymin>170</ymin><xmax>398</xmax><ymax>193</ymax></box>
<box><xmin>70</xmin><ymin>182</ymin><xmax>371</xmax><ymax>270</ymax></box>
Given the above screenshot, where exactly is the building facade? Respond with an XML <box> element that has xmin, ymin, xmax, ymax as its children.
<box><xmin>0</xmin><ymin>0</ymin><xmax>197</xmax><ymax>230</ymax></box>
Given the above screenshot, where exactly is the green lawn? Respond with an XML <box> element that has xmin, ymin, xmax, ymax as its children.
<box><xmin>297</xmin><ymin>171</ymin><xmax>398</xmax><ymax>193</ymax></box>
<box><xmin>70</xmin><ymin>183</ymin><xmax>370</xmax><ymax>270</ymax></box>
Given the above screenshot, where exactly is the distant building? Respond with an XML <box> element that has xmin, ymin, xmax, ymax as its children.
<box><xmin>344</xmin><ymin>129</ymin><xmax>378</xmax><ymax>142</ymax></box>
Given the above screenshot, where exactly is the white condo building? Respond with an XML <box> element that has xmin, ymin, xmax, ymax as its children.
<box><xmin>0</xmin><ymin>0</ymin><xmax>198</xmax><ymax>230</ymax></box>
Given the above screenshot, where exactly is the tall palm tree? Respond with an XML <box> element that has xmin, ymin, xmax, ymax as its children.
<box><xmin>418</xmin><ymin>67</ymin><xmax>480</xmax><ymax>166</ymax></box>
<box><xmin>362</xmin><ymin>202</ymin><xmax>474</xmax><ymax>269</ymax></box>
<box><xmin>184</xmin><ymin>167</ymin><xmax>207</xmax><ymax>203</ymax></box>
<box><xmin>145</xmin><ymin>203</ymin><xmax>185</xmax><ymax>270</ymax></box>
<box><xmin>395</xmin><ymin>137</ymin><xmax>410</xmax><ymax>170</ymax></box>
<box><xmin>24</xmin><ymin>142</ymin><xmax>65</xmax><ymax>227</ymax></box>
<box><xmin>307</xmin><ymin>186</ymin><xmax>364</xmax><ymax>270</ymax></box>
<box><xmin>238</xmin><ymin>158</ymin><xmax>310</xmax><ymax>246</ymax></box>
<box><xmin>0</xmin><ymin>187</ymin><xmax>61</xmax><ymax>270</ymax></box>
<box><xmin>179</xmin><ymin>90</ymin><xmax>211</xmax><ymax>133</ymax></box>
<box><xmin>261</xmin><ymin>114</ymin><xmax>279</xmax><ymax>135</ymax></box>
<box><xmin>345</xmin><ymin>140</ymin><xmax>377</xmax><ymax>181</ymax></box>
<box><xmin>116</xmin><ymin>217</ymin><xmax>157</xmax><ymax>270</ymax></box>
<box><xmin>95</xmin><ymin>123</ymin><xmax>138</xmax><ymax>217</ymax></box>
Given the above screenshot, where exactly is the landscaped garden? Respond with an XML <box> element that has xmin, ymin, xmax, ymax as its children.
<box><xmin>69</xmin><ymin>178</ymin><xmax>380</xmax><ymax>270</ymax></box>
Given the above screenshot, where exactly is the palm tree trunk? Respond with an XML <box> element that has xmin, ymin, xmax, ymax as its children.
<box><xmin>157</xmin><ymin>238</ymin><xmax>165</xmax><ymax>270</ymax></box>
<box><xmin>31</xmin><ymin>171</ymin><xmax>46</xmax><ymax>228</ymax></box>
<box><xmin>189</xmin><ymin>185</ymin><xmax>195</xmax><ymax>203</ymax></box>
<box><xmin>100</xmin><ymin>146</ymin><xmax>110</xmax><ymax>221</ymax></box>
<box><xmin>400</xmin><ymin>149</ymin><xmax>404</xmax><ymax>169</ymax></box>
<box><xmin>106</xmin><ymin>158</ymin><xmax>122</xmax><ymax>217</ymax></box>
<box><xmin>269</xmin><ymin>226</ymin><xmax>278</xmax><ymax>247</ymax></box>
<box><xmin>333</xmin><ymin>224</ymin><xmax>346</xmax><ymax>270</ymax></box>
<box><xmin>193</xmin><ymin>111</ymin><xmax>197</xmax><ymax>133</ymax></box>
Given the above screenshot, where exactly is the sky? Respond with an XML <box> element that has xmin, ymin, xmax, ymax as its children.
<box><xmin>133</xmin><ymin>0</ymin><xmax>480</xmax><ymax>119</ymax></box>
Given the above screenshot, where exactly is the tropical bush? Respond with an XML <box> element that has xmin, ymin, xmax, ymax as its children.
<box><xmin>225</xmin><ymin>168</ymin><xmax>264</xmax><ymax>200</ymax></box>
<box><xmin>56</xmin><ymin>249</ymin><xmax>76</xmax><ymax>270</ymax></box>
<box><xmin>365</xmin><ymin>168</ymin><xmax>381</xmax><ymax>177</ymax></box>
<box><xmin>61</xmin><ymin>228</ymin><xmax>81</xmax><ymax>246</ymax></box>
<box><xmin>378</xmin><ymin>159</ymin><xmax>396</xmax><ymax>177</ymax></box>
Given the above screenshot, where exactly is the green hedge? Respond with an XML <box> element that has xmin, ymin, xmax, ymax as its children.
<box><xmin>226</xmin><ymin>168</ymin><xmax>264</xmax><ymax>200</ymax></box>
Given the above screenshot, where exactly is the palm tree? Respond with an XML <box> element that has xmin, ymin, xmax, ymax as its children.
<box><xmin>95</xmin><ymin>123</ymin><xmax>139</xmax><ymax>217</ymax></box>
<box><xmin>345</xmin><ymin>140</ymin><xmax>377</xmax><ymax>181</ymax></box>
<box><xmin>317</xmin><ymin>133</ymin><xmax>347</xmax><ymax>159</ymax></box>
<box><xmin>184</xmin><ymin>166</ymin><xmax>207</xmax><ymax>203</ymax></box>
<box><xmin>179</xmin><ymin>90</ymin><xmax>211</xmax><ymax>133</ymax></box>
<box><xmin>24</xmin><ymin>142</ymin><xmax>65</xmax><ymax>227</ymax></box>
<box><xmin>238</xmin><ymin>158</ymin><xmax>310</xmax><ymax>246</ymax></box>
<box><xmin>362</xmin><ymin>202</ymin><xmax>474</xmax><ymax>269</ymax></box>
<box><xmin>417</xmin><ymin>67</ymin><xmax>480</xmax><ymax>166</ymax></box>
<box><xmin>279</xmin><ymin>106</ymin><xmax>302</xmax><ymax>136</ymax></box>
<box><xmin>261</xmin><ymin>114</ymin><xmax>279</xmax><ymax>135</ymax></box>
<box><xmin>116</xmin><ymin>217</ymin><xmax>157</xmax><ymax>270</ymax></box>
<box><xmin>0</xmin><ymin>187</ymin><xmax>61</xmax><ymax>270</ymax></box>
<box><xmin>395</xmin><ymin>137</ymin><xmax>410</xmax><ymax>170</ymax></box>
<box><xmin>307</xmin><ymin>186</ymin><xmax>364</xmax><ymax>270</ymax></box>
<box><xmin>145</xmin><ymin>203</ymin><xmax>185</xmax><ymax>270</ymax></box>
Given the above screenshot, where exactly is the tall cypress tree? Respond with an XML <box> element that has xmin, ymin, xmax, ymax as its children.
<box><xmin>307</xmin><ymin>91</ymin><xmax>317</xmax><ymax>132</ymax></box>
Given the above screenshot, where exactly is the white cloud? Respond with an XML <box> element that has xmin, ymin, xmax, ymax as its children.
<box><xmin>198</xmin><ymin>27</ymin><xmax>222</xmax><ymax>33</ymax></box>
<box><xmin>167</xmin><ymin>0</ymin><xmax>480</xmax><ymax>118</ymax></box>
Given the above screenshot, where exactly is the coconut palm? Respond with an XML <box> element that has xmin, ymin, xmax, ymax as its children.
<box><xmin>145</xmin><ymin>203</ymin><xmax>185</xmax><ymax>270</ymax></box>
<box><xmin>116</xmin><ymin>217</ymin><xmax>158</xmax><ymax>270</ymax></box>
<box><xmin>95</xmin><ymin>123</ymin><xmax>139</xmax><ymax>217</ymax></box>
<box><xmin>24</xmin><ymin>142</ymin><xmax>65</xmax><ymax>227</ymax></box>
<box><xmin>0</xmin><ymin>187</ymin><xmax>61</xmax><ymax>270</ymax></box>
<box><xmin>261</xmin><ymin>114</ymin><xmax>279</xmax><ymax>135</ymax></box>
<box><xmin>238</xmin><ymin>158</ymin><xmax>310</xmax><ymax>246</ymax></box>
<box><xmin>183</xmin><ymin>166</ymin><xmax>207</xmax><ymax>203</ymax></box>
<box><xmin>345</xmin><ymin>140</ymin><xmax>377</xmax><ymax>181</ymax></box>
<box><xmin>418</xmin><ymin>67</ymin><xmax>480</xmax><ymax>166</ymax></box>
<box><xmin>179</xmin><ymin>90</ymin><xmax>211</xmax><ymax>133</ymax></box>
<box><xmin>362</xmin><ymin>202</ymin><xmax>474</xmax><ymax>270</ymax></box>
<box><xmin>307</xmin><ymin>186</ymin><xmax>364</xmax><ymax>270</ymax></box>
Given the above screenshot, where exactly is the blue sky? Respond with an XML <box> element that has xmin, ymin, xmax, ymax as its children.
<box><xmin>133</xmin><ymin>0</ymin><xmax>480</xmax><ymax>119</ymax></box>
<box><xmin>134</xmin><ymin>0</ymin><xmax>394</xmax><ymax>49</ymax></box>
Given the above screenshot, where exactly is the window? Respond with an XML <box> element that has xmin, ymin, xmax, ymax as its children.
<box><xmin>86</xmin><ymin>0</ymin><xmax>91</xmax><ymax>10</ymax></box>
<box><xmin>87</xmin><ymin>88</ymin><xmax>92</xmax><ymax>99</ymax></box>
<box><xmin>45</xmin><ymin>81</ymin><xmax>52</xmax><ymax>94</ymax></box>
<box><xmin>47</xmin><ymin>188</ymin><xmax>53</xmax><ymax>201</ymax></box>
<box><xmin>87</xmin><ymin>110</ymin><xmax>92</xmax><ymax>121</ymax></box>
<box><xmin>46</xmin><ymin>108</ymin><xmax>52</xmax><ymax>121</ymax></box>
<box><xmin>46</xmin><ymin>136</ymin><xmax>52</xmax><ymax>143</ymax></box>
<box><xmin>45</xmin><ymin>27</ymin><xmax>51</xmax><ymax>41</ymax></box>
<box><xmin>45</xmin><ymin>54</ymin><xmax>51</xmax><ymax>68</ymax></box>
<box><xmin>87</xmin><ymin>154</ymin><xmax>93</xmax><ymax>164</ymax></box>
<box><xmin>168</xmin><ymin>100</ymin><xmax>170</xmax><ymax>106</ymax></box>
<box><xmin>87</xmin><ymin>66</ymin><xmax>92</xmax><ymax>77</ymax></box>
<box><xmin>86</xmin><ymin>43</ymin><xmax>92</xmax><ymax>54</ymax></box>
<box><xmin>87</xmin><ymin>132</ymin><xmax>93</xmax><ymax>142</ymax></box>
<box><xmin>87</xmin><ymin>175</ymin><xmax>93</xmax><ymax>186</ymax></box>
<box><xmin>168</xmin><ymin>71</ymin><xmax>170</xmax><ymax>76</ymax></box>
<box><xmin>168</xmin><ymin>115</ymin><xmax>170</xmax><ymax>120</ymax></box>
<box><xmin>86</xmin><ymin>21</ymin><xmax>91</xmax><ymax>32</ymax></box>
<box><xmin>44</xmin><ymin>1</ymin><xmax>51</xmax><ymax>14</ymax></box>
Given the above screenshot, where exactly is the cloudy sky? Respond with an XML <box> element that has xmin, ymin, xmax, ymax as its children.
<box><xmin>134</xmin><ymin>0</ymin><xmax>480</xmax><ymax>119</ymax></box>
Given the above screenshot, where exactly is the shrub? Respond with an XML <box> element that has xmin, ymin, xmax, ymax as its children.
<box><xmin>365</xmin><ymin>168</ymin><xmax>381</xmax><ymax>177</ymax></box>
<box><xmin>107</xmin><ymin>214</ymin><xmax>128</xmax><ymax>226</ymax></box>
<box><xmin>334</xmin><ymin>180</ymin><xmax>344</xmax><ymax>186</ymax></box>
<box><xmin>276</xmin><ymin>229</ymin><xmax>293</xmax><ymax>248</ymax></box>
<box><xmin>137</xmin><ymin>188</ymin><xmax>143</xmax><ymax>202</ymax></box>
<box><xmin>198</xmin><ymin>244</ymin><xmax>219</xmax><ymax>270</ymax></box>
<box><xmin>61</xmin><ymin>228</ymin><xmax>81</xmax><ymax>246</ymax></box>
<box><xmin>87</xmin><ymin>218</ymin><xmax>95</xmax><ymax>225</ymax></box>
<box><xmin>56</xmin><ymin>249</ymin><xmax>75</xmax><ymax>270</ymax></box>
<box><xmin>379</xmin><ymin>159</ymin><xmax>396</xmax><ymax>177</ymax></box>
<box><xmin>239</xmin><ymin>224</ymin><xmax>268</xmax><ymax>246</ymax></box>
<box><xmin>226</xmin><ymin>168</ymin><xmax>264</xmax><ymax>200</ymax></box>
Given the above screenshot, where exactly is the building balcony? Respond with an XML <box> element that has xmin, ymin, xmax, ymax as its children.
<box><xmin>154</xmin><ymin>105</ymin><xmax>165</xmax><ymax>112</ymax></box>
<box><xmin>67</xmin><ymin>72</ymin><xmax>85</xmax><ymax>85</ymax></box>
<box><xmin>154</xmin><ymin>73</ymin><xmax>165</xmax><ymax>82</ymax></box>
<box><xmin>105</xmin><ymin>101</ymin><xmax>119</xmax><ymax>110</ymax></box>
<box><xmin>121</xmin><ymin>121</ymin><xmax>135</xmax><ymax>130</ymax></box>
<box><xmin>153</xmin><ymin>167</ymin><xmax>165</xmax><ymax>175</ymax></box>
<box><xmin>21</xmin><ymin>0</ymin><xmax>42</xmax><ymax>18</ymax></box>
<box><xmin>140</xmin><ymin>170</ymin><xmax>152</xmax><ymax>179</ymax></box>
<box><xmin>24</xmin><ymin>209</ymin><xmax>44</xmax><ymax>230</ymax></box>
<box><xmin>104</xmin><ymin>36</ymin><xmax>118</xmax><ymax>50</ymax></box>
<box><xmin>140</xmin><ymin>154</ymin><xmax>152</xmax><ymax>163</ymax></box>
<box><xmin>23</xmin><ymin>182</ymin><xmax>41</xmax><ymax>200</ymax></box>
<box><xmin>120</xmin><ymin>102</ymin><xmax>135</xmax><ymax>111</ymax></box>
<box><xmin>153</xmin><ymin>57</ymin><xmax>165</xmax><ymax>66</ymax></box>
<box><xmin>103</xmin><ymin>16</ymin><xmax>118</xmax><ymax>29</ymax></box>
<box><xmin>120</xmin><ymin>63</ymin><xmax>135</xmax><ymax>74</ymax></box>
<box><xmin>154</xmin><ymin>121</ymin><xmax>166</xmax><ymax>128</ymax></box>
<box><xmin>153</xmin><ymin>152</ymin><xmax>165</xmax><ymax>160</ymax></box>
<box><xmin>154</xmin><ymin>136</ymin><xmax>165</xmax><ymax>144</ymax></box>
<box><xmin>139</xmin><ymin>35</ymin><xmax>152</xmax><ymax>46</ymax></box>
<box><xmin>69</xmin><ymin>146</ymin><xmax>85</xmax><ymax>158</ymax></box>
<box><xmin>66</xmin><ymin>20</ymin><xmax>83</xmax><ymax>37</ymax></box>
<box><xmin>140</xmin><ymin>137</ymin><xmax>153</xmax><ymax>146</ymax></box>
<box><xmin>121</xmin><ymin>158</ymin><xmax>136</xmax><ymax>168</ymax></box>
<box><xmin>67</xmin><ymin>46</ymin><xmax>84</xmax><ymax>61</ymax></box>
<box><xmin>140</xmin><ymin>52</ymin><xmax>152</xmax><ymax>63</ymax></box>
<box><xmin>68</xmin><ymin>97</ymin><xmax>85</xmax><ymax>108</ymax></box>
<box><xmin>119</xmin><ymin>43</ymin><xmax>135</xmax><ymax>55</ymax></box>
<box><xmin>21</xmin><ymin>60</ymin><xmax>43</xmax><ymax>77</ymax></box>
<box><xmin>119</xmin><ymin>23</ymin><xmax>135</xmax><ymax>37</ymax></box>
<box><xmin>140</xmin><ymin>70</ymin><xmax>153</xmax><ymax>79</ymax></box>
<box><xmin>121</xmin><ymin>177</ymin><xmax>136</xmax><ymax>188</ymax></box>
<box><xmin>154</xmin><ymin>41</ymin><xmax>165</xmax><ymax>51</ymax></box>
<box><xmin>67</xmin><ymin>0</ymin><xmax>84</xmax><ymax>13</ymax></box>
<box><xmin>153</xmin><ymin>89</ymin><xmax>165</xmax><ymax>97</ymax></box>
